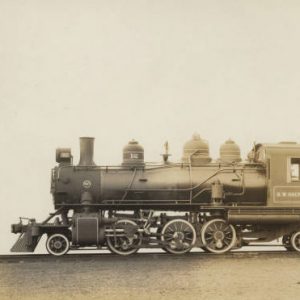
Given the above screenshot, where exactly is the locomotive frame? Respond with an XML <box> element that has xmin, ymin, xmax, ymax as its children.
<box><xmin>10</xmin><ymin>137</ymin><xmax>300</xmax><ymax>256</ymax></box>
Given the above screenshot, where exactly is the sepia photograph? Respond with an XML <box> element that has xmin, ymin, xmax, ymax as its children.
<box><xmin>1</xmin><ymin>1</ymin><xmax>300</xmax><ymax>299</ymax></box>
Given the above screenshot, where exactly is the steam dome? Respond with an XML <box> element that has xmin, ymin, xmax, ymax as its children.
<box><xmin>182</xmin><ymin>133</ymin><xmax>211</xmax><ymax>165</ymax></box>
<box><xmin>122</xmin><ymin>139</ymin><xmax>145</xmax><ymax>167</ymax></box>
<box><xmin>219</xmin><ymin>139</ymin><xmax>241</xmax><ymax>163</ymax></box>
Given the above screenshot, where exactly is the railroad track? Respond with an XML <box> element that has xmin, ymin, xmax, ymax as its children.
<box><xmin>0</xmin><ymin>248</ymin><xmax>298</xmax><ymax>263</ymax></box>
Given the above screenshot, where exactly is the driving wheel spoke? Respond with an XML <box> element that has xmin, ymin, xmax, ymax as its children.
<box><xmin>161</xmin><ymin>219</ymin><xmax>196</xmax><ymax>254</ymax></box>
<box><xmin>201</xmin><ymin>219</ymin><xmax>236</xmax><ymax>254</ymax></box>
<box><xmin>106</xmin><ymin>219</ymin><xmax>141</xmax><ymax>256</ymax></box>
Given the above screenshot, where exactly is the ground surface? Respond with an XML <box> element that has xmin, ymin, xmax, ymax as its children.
<box><xmin>0</xmin><ymin>251</ymin><xmax>299</xmax><ymax>300</ymax></box>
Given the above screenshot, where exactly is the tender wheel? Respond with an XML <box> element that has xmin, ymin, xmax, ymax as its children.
<box><xmin>290</xmin><ymin>232</ymin><xmax>300</xmax><ymax>252</ymax></box>
<box><xmin>201</xmin><ymin>218</ymin><xmax>236</xmax><ymax>254</ymax></box>
<box><xmin>161</xmin><ymin>219</ymin><xmax>196</xmax><ymax>254</ymax></box>
<box><xmin>46</xmin><ymin>233</ymin><xmax>70</xmax><ymax>256</ymax></box>
<box><xmin>106</xmin><ymin>219</ymin><xmax>141</xmax><ymax>256</ymax></box>
<box><xmin>282</xmin><ymin>235</ymin><xmax>294</xmax><ymax>251</ymax></box>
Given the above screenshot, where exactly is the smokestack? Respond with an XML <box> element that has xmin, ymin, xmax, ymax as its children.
<box><xmin>78</xmin><ymin>137</ymin><xmax>96</xmax><ymax>166</ymax></box>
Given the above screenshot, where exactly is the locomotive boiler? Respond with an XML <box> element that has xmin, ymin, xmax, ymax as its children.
<box><xmin>11</xmin><ymin>134</ymin><xmax>300</xmax><ymax>256</ymax></box>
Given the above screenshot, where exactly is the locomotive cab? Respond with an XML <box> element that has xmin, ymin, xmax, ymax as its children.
<box><xmin>265</xmin><ymin>142</ymin><xmax>300</xmax><ymax>207</ymax></box>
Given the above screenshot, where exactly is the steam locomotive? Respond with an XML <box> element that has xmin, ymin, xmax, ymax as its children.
<box><xmin>11</xmin><ymin>134</ymin><xmax>300</xmax><ymax>256</ymax></box>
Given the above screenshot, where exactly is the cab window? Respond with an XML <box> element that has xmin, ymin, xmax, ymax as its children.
<box><xmin>290</xmin><ymin>158</ymin><xmax>300</xmax><ymax>181</ymax></box>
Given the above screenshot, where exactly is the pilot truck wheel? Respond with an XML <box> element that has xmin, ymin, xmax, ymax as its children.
<box><xmin>46</xmin><ymin>233</ymin><xmax>70</xmax><ymax>256</ymax></box>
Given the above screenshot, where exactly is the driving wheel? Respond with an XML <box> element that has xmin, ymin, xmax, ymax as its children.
<box><xmin>106</xmin><ymin>219</ymin><xmax>142</xmax><ymax>256</ymax></box>
<box><xmin>161</xmin><ymin>219</ymin><xmax>196</xmax><ymax>254</ymax></box>
<box><xmin>201</xmin><ymin>219</ymin><xmax>236</xmax><ymax>254</ymax></box>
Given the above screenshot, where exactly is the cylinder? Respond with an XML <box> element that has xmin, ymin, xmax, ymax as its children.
<box><xmin>78</xmin><ymin>137</ymin><xmax>96</xmax><ymax>166</ymax></box>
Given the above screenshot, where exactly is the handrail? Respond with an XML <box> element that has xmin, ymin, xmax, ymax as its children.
<box><xmin>123</xmin><ymin>168</ymin><xmax>235</xmax><ymax>192</ymax></box>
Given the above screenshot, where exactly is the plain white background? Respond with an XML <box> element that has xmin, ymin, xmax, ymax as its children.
<box><xmin>1</xmin><ymin>0</ymin><xmax>300</xmax><ymax>253</ymax></box>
